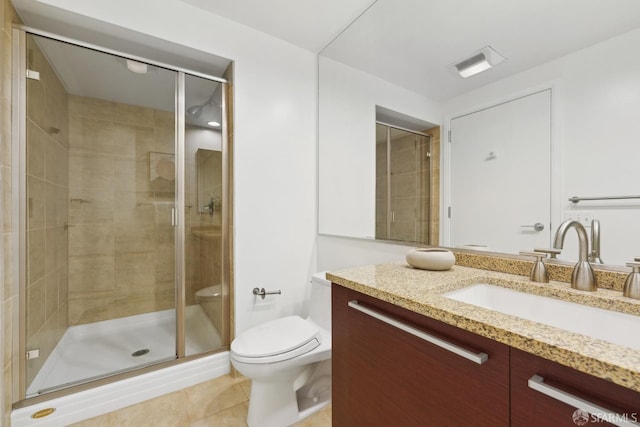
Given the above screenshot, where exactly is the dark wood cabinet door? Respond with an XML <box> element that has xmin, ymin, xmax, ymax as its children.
<box><xmin>511</xmin><ymin>348</ymin><xmax>640</xmax><ymax>427</ymax></box>
<box><xmin>332</xmin><ymin>284</ymin><xmax>510</xmax><ymax>427</ymax></box>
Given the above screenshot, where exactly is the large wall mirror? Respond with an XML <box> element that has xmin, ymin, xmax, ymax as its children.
<box><xmin>318</xmin><ymin>0</ymin><xmax>640</xmax><ymax>267</ymax></box>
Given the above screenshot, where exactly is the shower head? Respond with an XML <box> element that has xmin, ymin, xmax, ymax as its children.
<box><xmin>186</xmin><ymin>86</ymin><xmax>222</xmax><ymax>128</ymax></box>
<box><xmin>187</xmin><ymin>104</ymin><xmax>204</xmax><ymax>116</ymax></box>
<box><xmin>187</xmin><ymin>91</ymin><xmax>216</xmax><ymax>117</ymax></box>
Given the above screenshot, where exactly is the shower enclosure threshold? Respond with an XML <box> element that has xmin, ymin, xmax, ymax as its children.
<box><xmin>36</xmin><ymin>355</ymin><xmax>178</xmax><ymax>395</ymax></box>
<box><xmin>27</xmin><ymin>305</ymin><xmax>221</xmax><ymax>397</ymax></box>
<box><xmin>12</xmin><ymin>351</ymin><xmax>230</xmax><ymax>427</ymax></box>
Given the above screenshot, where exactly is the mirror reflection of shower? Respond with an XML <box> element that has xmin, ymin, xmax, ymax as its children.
<box><xmin>187</xmin><ymin>84</ymin><xmax>223</xmax><ymax>129</ymax></box>
<box><xmin>375</xmin><ymin>118</ymin><xmax>441</xmax><ymax>245</ymax></box>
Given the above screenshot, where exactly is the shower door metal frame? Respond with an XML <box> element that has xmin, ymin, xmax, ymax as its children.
<box><xmin>11</xmin><ymin>26</ymin><xmax>28</xmax><ymax>403</ymax></box>
<box><xmin>220</xmin><ymin>68</ymin><xmax>232</xmax><ymax>347</ymax></box>
<box><xmin>175</xmin><ymin>72</ymin><xmax>187</xmax><ymax>359</ymax></box>
<box><xmin>11</xmin><ymin>25</ymin><xmax>232</xmax><ymax>406</ymax></box>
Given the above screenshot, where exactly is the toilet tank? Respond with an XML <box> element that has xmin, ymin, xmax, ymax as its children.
<box><xmin>308</xmin><ymin>272</ymin><xmax>332</xmax><ymax>331</ymax></box>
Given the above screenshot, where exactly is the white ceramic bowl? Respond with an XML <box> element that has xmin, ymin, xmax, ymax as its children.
<box><xmin>406</xmin><ymin>248</ymin><xmax>456</xmax><ymax>271</ymax></box>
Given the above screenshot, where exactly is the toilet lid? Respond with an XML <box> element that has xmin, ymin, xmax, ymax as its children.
<box><xmin>195</xmin><ymin>285</ymin><xmax>221</xmax><ymax>298</ymax></box>
<box><xmin>231</xmin><ymin>316</ymin><xmax>320</xmax><ymax>361</ymax></box>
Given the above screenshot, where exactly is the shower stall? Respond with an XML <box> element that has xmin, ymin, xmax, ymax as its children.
<box><xmin>375</xmin><ymin>122</ymin><xmax>438</xmax><ymax>244</ymax></box>
<box><xmin>12</xmin><ymin>27</ymin><xmax>232</xmax><ymax>402</ymax></box>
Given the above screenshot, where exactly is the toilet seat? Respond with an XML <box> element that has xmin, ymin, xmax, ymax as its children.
<box><xmin>195</xmin><ymin>285</ymin><xmax>221</xmax><ymax>298</ymax></box>
<box><xmin>231</xmin><ymin>316</ymin><xmax>321</xmax><ymax>364</ymax></box>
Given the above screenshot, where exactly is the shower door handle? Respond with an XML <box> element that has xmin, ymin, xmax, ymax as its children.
<box><xmin>171</xmin><ymin>208</ymin><xmax>176</xmax><ymax>227</ymax></box>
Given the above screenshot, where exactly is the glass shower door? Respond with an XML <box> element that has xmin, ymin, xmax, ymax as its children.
<box><xmin>183</xmin><ymin>74</ymin><xmax>227</xmax><ymax>355</ymax></box>
<box><xmin>375</xmin><ymin>123</ymin><xmax>432</xmax><ymax>244</ymax></box>
<box><xmin>23</xmin><ymin>33</ymin><xmax>178</xmax><ymax>396</ymax></box>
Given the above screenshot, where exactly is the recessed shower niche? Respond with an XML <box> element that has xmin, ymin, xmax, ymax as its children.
<box><xmin>13</xmin><ymin>28</ymin><xmax>232</xmax><ymax>401</ymax></box>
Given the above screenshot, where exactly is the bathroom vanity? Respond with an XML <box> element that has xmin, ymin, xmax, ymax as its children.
<box><xmin>329</xmin><ymin>264</ymin><xmax>640</xmax><ymax>426</ymax></box>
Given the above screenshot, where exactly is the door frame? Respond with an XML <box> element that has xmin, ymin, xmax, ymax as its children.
<box><xmin>441</xmin><ymin>83</ymin><xmax>562</xmax><ymax>250</ymax></box>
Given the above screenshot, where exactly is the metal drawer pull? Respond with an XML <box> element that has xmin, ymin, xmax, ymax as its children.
<box><xmin>528</xmin><ymin>375</ymin><xmax>640</xmax><ymax>427</ymax></box>
<box><xmin>347</xmin><ymin>300</ymin><xmax>488</xmax><ymax>364</ymax></box>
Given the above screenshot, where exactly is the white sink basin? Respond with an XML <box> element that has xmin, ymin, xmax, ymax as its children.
<box><xmin>444</xmin><ymin>284</ymin><xmax>640</xmax><ymax>350</ymax></box>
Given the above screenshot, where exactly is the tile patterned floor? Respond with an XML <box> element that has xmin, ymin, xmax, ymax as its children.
<box><xmin>70</xmin><ymin>374</ymin><xmax>331</xmax><ymax>426</ymax></box>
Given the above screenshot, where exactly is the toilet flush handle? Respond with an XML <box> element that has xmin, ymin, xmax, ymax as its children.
<box><xmin>253</xmin><ymin>287</ymin><xmax>282</xmax><ymax>300</ymax></box>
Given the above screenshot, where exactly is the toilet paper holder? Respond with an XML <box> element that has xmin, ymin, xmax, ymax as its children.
<box><xmin>253</xmin><ymin>287</ymin><xmax>282</xmax><ymax>299</ymax></box>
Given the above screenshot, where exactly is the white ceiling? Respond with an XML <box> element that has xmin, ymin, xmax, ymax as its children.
<box><xmin>34</xmin><ymin>35</ymin><xmax>222</xmax><ymax>127</ymax></box>
<box><xmin>322</xmin><ymin>0</ymin><xmax>640</xmax><ymax>101</ymax></box>
<box><xmin>179</xmin><ymin>0</ymin><xmax>377</xmax><ymax>52</ymax></box>
<box><xmin>12</xmin><ymin>0</ymin><xmax>233</xmax><ymax>76</ymax></box>
<box><xmin>13</xmin><ymin>0</ymin><xmax>232</xmax><ymax>126</ymax></box>
<box><xmin>12</xmin><ymin>0</ymin><xmax>375</xmax><ymax>119</ymax></box>
<box><xmin>13</xmin><ymin>0</ymin><xmax>640</xmax><ymax>105</ymax></box>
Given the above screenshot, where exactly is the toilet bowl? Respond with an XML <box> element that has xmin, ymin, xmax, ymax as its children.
<box><xmin>231</xmin><ymin>272</ymin><xmax>332</xmax><ymax>427</ymax></box>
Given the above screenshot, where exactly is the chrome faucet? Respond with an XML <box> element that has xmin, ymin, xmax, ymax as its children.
<box><xmin>588</xmin><ymin>219</ymin><xmax>603</xmax><ymax>264</ymax></box>
<box><xmin>553</xmin><ymin>219</ymin><xmax>597</xmax><ymax>291</ymax></box>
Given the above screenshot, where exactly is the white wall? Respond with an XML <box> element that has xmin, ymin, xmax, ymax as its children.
<box><xmin>34</xmin><ymin>0</ymin><xmax>318</xmax><ymax>334</ymax></box>
<box><xmin>317</xmin><ymin>234</ymin><xmax>413</xmax><ymax>272</ymax></box>
<box><xmin>442</xmin><ymin>28</ymin><xmax>640</xmax><ymax>266</ymax></box>
<box><xmin>318</xmin><ymin>56</ymin><xmax>441</xmax><ymax>238</ymax></box>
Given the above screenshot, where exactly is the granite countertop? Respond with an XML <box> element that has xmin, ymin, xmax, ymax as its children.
<box><xmin>327</xmin><ymin>262</ymin><xmax>640</xmax><ymax>392</ymax></box>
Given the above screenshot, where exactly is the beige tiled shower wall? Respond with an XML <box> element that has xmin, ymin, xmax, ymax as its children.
<box><xmin>24</xmin><ymin>35</ymin><xmax>71</xmax><ymax>388</ymax></box>
<box><xmin>67</xmin><ymin>95</ymin><xmax>176</xmax><ymax>325</ymax></box>
<box><xmin>2</xmin><ymin>2</ymin><xmax>22</xmax><ymax>425</ymax></box>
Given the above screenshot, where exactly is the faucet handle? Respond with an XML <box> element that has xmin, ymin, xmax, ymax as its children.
<box><xmin>519</xmin><ymin>251</ymin><xmax>549</xmax><ymax>283</ymax></box>
<box><xmin>534</xmin><ymin>248</ymin><xmax>561</xmax><ymax>259</ymax></box>
<box><xmin>626</xmin><ymin>261</ymin><xmax>640</xmax><ymax>271</ymax></box>
<box><xmin>624</xmin><ymin>262</ymin><xmax>640</xmax><ymax>299</ymax></box>
<box><xmin>519</xmin><ymin>251</ymin><xmax>548</xmax><ymax>260</ymax></box>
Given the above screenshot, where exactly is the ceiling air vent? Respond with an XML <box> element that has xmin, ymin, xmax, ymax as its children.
<box><xmin>452</xmin><ymin>46</ymin><xmax>506</xmax><ymax>78</ymax></box>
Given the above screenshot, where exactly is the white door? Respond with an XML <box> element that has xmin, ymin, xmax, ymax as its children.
<box><xmin>449</xmin><ymin>89</ymin><xmax>551</xmax><ymax>253</ymax></box>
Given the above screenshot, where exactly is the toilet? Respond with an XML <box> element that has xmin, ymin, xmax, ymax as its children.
<box><xmin>231</xmin><ymin>272</ymin><xmax>332</xmax><ymax>427</ymax></box>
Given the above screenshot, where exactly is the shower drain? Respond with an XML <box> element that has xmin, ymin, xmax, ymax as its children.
<box><xmin>131</xmin><ymin>349</ymin><xmax>150</xmax><ymax>357</ymax></box>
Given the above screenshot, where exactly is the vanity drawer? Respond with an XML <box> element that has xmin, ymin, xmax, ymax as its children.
<box><xmin>332</xmin><ymin>284</ymin><xmax>510</xmax><ymax>427</ymax></box>
<box><xmin>511</xmin><ymin>348</ymin><xmax>640</xmax><ymax>426</ymax></box>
